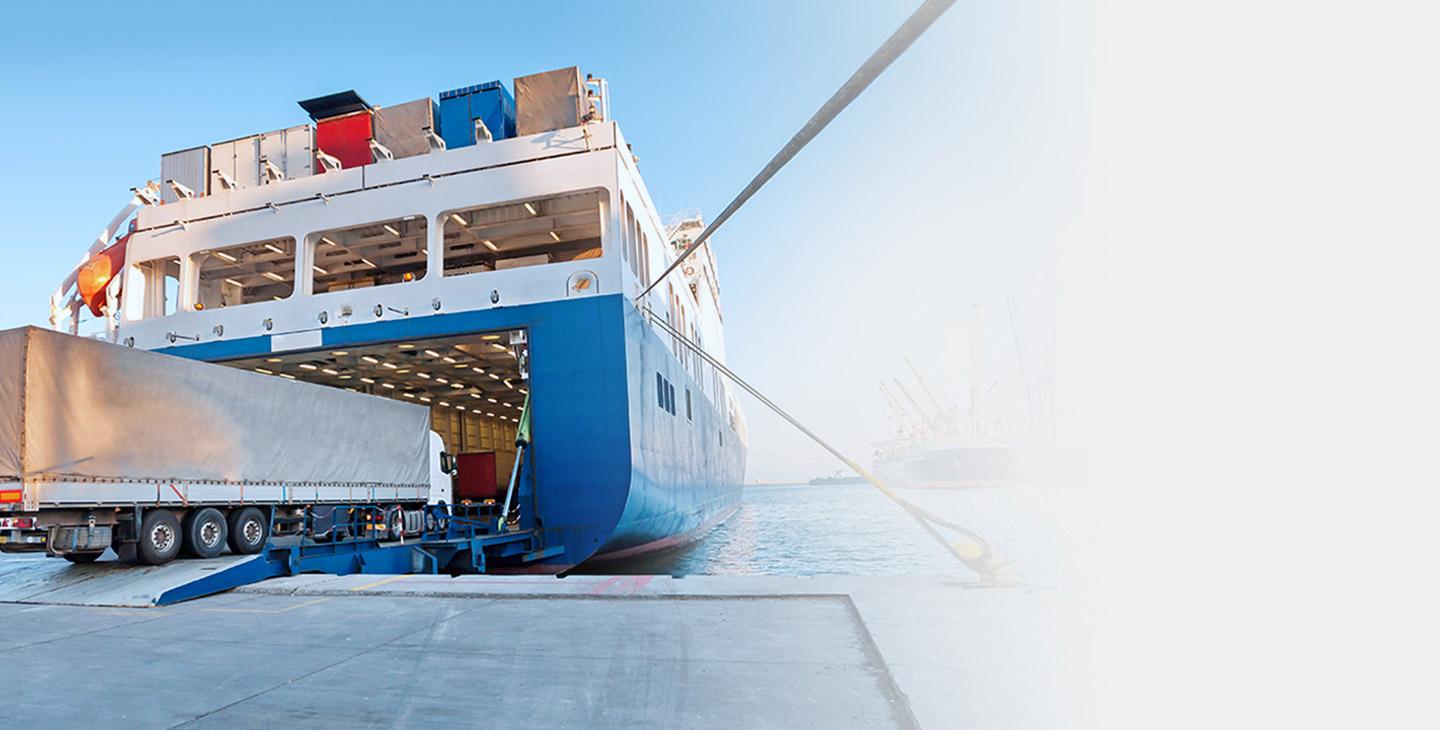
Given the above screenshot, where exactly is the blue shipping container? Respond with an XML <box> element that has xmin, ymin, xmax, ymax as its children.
<box><xmin>438</xmin><ymin>81</ymin><xmax>516</xmax><ymax>149</ymax></box>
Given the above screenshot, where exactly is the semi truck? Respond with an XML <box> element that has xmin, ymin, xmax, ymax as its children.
<box><xmin>0</xmin><ymin>326</ymin><xmax>455</xmax><ymax>565</ymax></box>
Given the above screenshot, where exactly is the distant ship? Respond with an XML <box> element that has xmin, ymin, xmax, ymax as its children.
<box><xmin>807</xmin><ymin>471</ymin><xmax>868</xmax><ymax>486</ymax></box>
<box><xmin>872</xmin><ymin>307</ymin><xmax>1019</xmax><ymax>489</ymax></box>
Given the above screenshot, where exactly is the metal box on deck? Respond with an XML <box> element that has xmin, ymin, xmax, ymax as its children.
<box><xmin>374</xmin><ymin>98</ymin><xmax>437</xmax><ymax>160</ymax></box>
<box><xmin>315</xmin><ymin>111</ymin><xmax>374</xmax><ymax>171</ymax></box>
<box><xmin>515</xmin><ymin>67</ymin><xmax>583</xmax><ymax>136</ymax></box>
<box><xmin>256</xmin><ymin>124</ymin><xmax>313</xmax><ymax>182</ymax></box>
<box><xmin>160</xmin><ymin>146</ymin><xmax>210</xmax><ymax>204</ymax></box>
<box><xmin>439</xmin><ymin>81</ymin><xmax>516</xmax><ymax>149</ymax></box>
<box><xmin>455</xmin><ymin>451</ymin><xmax>499</xmax><ymax>501</ymax></box>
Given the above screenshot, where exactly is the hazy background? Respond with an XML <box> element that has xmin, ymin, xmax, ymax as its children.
<box><xmin>4</xmin><ymin>1</ymin><xmax>1436</xmax><ymax>728</ymax></box>
<box><xmin>0</xmin><ymin>0</ymin><xmax>1092</xmax><ymax>484</ymax></box>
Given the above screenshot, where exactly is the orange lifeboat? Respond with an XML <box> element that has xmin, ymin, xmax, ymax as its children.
<box><xmin>76</xmin><ymin>234</ymin><xmax>129</xmax><ymax>318</ymax></box>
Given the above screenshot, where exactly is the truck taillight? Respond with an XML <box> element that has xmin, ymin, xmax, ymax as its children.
<box><xmin>0</xmin><ymin>517</ymin><xmax>34</xmax><ymax>529</ymax></box>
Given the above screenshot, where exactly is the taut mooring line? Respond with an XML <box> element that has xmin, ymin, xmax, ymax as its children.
<box><xmin>636</xmin><ymin>0</ymin><xmax>960</xmax><ymax>302</ymax></box>
<box><xmin>644</xmin><ymin>309</ymin><xmax>1014</xmax><ymax>585</ymax></box>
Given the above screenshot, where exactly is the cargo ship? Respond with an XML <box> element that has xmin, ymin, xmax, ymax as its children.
<box><xmin>46</xmin><ymin>67</ymin><xmax>747</xmax><ymax>570</ymax></box>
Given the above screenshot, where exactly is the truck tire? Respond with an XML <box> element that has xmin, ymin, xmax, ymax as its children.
<box><xmin>137</xmin><ymin>510</ymin><xmax>182</xmax><ymax>565</ymax></box>
<box><xmin>384</xmin><ymin>506</ymin><xmax>404</xmax><ymax>541</ymax></box>
<box><xmin>183</xmin><ymin>508</ymin><xmax>228</xmax><ymax>559</ymax></box>
<box><xmin>227</xmin><ymin>507</ymin><xmax>268</xmax><ymax>555</ymax></box>
<box><xmin>63</xmin><ymin>551</ymin><xmax>104</xmax><ymax>564</ymax></box>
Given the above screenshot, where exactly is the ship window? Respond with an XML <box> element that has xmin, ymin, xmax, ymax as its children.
<box><xmin>310</xmin><ymin>215</ymin><xmax>428</xmax><ymax>293</ymax></box>
<box><xmin>127</xmin><ymin>256</ymin><xmax>181</xmax><ymax>320</ymax></box>
<box><xmin>442</xmin><ymin>189</ymin><xmax>607</xmax><ymax>277</ymax></box>
<box><xmin>192</xmin><ymin>236</ymin><xmax>296</xmax><ymax>309</ymax></box>
<box><xmin>656</xmin><ymin>372</ymin><xmax>665</xmax><ymax>409</ymax></box>
<box><xmin>685</xmin><ymin>389</ymin><xmax>692</xmax><ymax>421</ymax></box>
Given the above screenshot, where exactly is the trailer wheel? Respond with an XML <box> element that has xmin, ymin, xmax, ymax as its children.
<box><xmin>183</xmin><ymin>508</ymin><xmax>228</xmax><ymax>559</ymax></box>
<box><xmin>62</xmin><ymin>551</ymin><xmax>104</xmax><ymax>564</ymax></box>
<box><xmin>227</xmin><ymin>507</ymin><xmax>269</xmax><ymax>555</ymax></box>
<box><xmin>384</xmin><ymin>506</ymin><xmax>404</xmax><ymax>540</ymax></box>
<box><xmin>137</xmin><ymin>510</ymin><xmax>182</xmax><ymax>565</ymax></box>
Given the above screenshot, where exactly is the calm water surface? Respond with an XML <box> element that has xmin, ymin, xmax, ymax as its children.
<box><xmin>596</xmin><ymin>482</ymin><xmax>1088</xmax><ymax>588</ymax></box>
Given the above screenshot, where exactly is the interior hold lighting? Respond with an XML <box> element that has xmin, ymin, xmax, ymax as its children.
<box><xmin>403</xmin><ymin>392</ymin><xmax>416</xmax><ymax>399</ymax></box>
<box><xmin>361</xmin><ymin>258</ymin><xmax>377</xmax><ymax>269</ymax></box>
<box><xmin>313</xmin><ymin>265</ymin><xmax>329</xmax><ymax>275</ymax></box>
<box><xmin>471</xmin><ymin>367</ymin><xmax>484</xmax><ymax>374</ymax></box>
<box><xmin>397</xmin><ymin>344</ymin><xmax>416</xmax><ymax>350</ymax></box>
<box><xmin>482</xmin><ymin>334</ymin><xmax>501</xmax><ymax>340</ymax></box>
<box><xmin>361</xmin><ymin>356</ymin><xmax>380</xmax><ymax>364</ymax></box>
<box><xmin>419</xmin><ymin>396</ymin><xmax>431</xmax><ymax>403</ymax></box>
<box><xmin>382</xmin><ymin>362</ymin><xmax>398</xmax><ymax>370</ymax></box>
<box><xmin>523</xmin><ymin>202</ymin><xmax>538</xmax><ymax>216</ymax></box>
<box><xmin>490</xmin><ymin>343</ymin><xmax>507</xmax><ymax>351</ymax></box>
<box><xmin>254</xmin><ymin>368</ymin><xmax>273</xmax><ymax>375</ymax></box>
<box><xmin>450</xmin><ymin>383</ymin><xmax>463</xmax><ymax>389</ymax></box>
<box><xmin>395</xmin><ymin>369</ymin><xmax>411</xmax><ymax>375</ymax></box>
<box><xmin>482</xmin><ymin>240</ymin><xmax>498</xmax><ymax>252</ymax></box>
<box><xmin>452</xmin><ymin>363</ymin><xmax>467</xmax><ymax>369</ymax></box>
<box><xmin>279</xmin><ymin>373</ymin><xmax>296</xmax><ymax>380</ymax></box>
<box><xmin>322</xmin><ymin>368</ymin><xmax>339</xmax><ymax>376</ymax></box>
<box><xmin>448</xmin><ymin>213</ymin><xmax>466</xmax><ymax>226</ymax></box>
<box><xmin>442</xmin><ymin>356</ymin><xmax>457</xmax><ymax>363</ymax></box>
<box><xmin>298</xmin><ymin>363</ymin><xmax>318</xmax><ymax>371</ymax></box>
<box><xmin>331</xmin><ymin>351</ymin><xmax>349</xmax><ymax>357</ymax></box>
<box><xmin>224</xmin><ymin>278</ymin><xmax>243</xmax><ymax>287</ymax></box>
<box><xmin>215</xmin><ymin>251</ymin><xmax>238</xmax><ymax>263</ymax></box>
<box><xmin>549</xmin><ymin>231</ymin><xmax>561</xmax><ymax>242</ymax></box>
<box><xmin>383</xmin><ymin>224</ymin><xmax>401</xmax><ymax>237</ymax></box>
<box><xmin>382</xmin><ymin>383</ymin><xmax>396</xmax><ymax>389</ymax></box>
<box><xmin>262</xmin><ymin>271</ymin><xmax>285</xmax><ymax>282</ymax></box>
<box><xmin>519</xmin><ymin>388</ymin><xmax>529</xmax><ymax>395</ymax></box>
<box><xmin>486</xmin><ymin>412</ymin><xmax>496</xmax><ymax>418</ymax></box>
<box><xmin>488</xmin><ymin>373</ymin><xmax>501</xmax><ymax>380</ymax></box>
<box><xmin>360</xmin><ymin>377</ymin><xmax>376</xmax><ymax>384</ymax></box>
<box><xmin>267</xmin><ymin>357</ymin><xmax>283</xmax><ymax>363</ymax></box>
<box><xmin>338</xmin><ymin>375</ymin><xmax>352</xmax><ymax>380</ymax></box>
<box><xmin>416</xmin><ymin>372</ymin><xmax>431</xmax><ymax>379</ymax></box>
<box><xmin>435</xmin><ymin>376</ymin><xmax>449</xmax><ymax>384</ymax></box>
<box><xmin>469</xmin><ymin>393</ymin><xmax>482</xmax><ymax>399</ymax></box>
<box><xmin>424</xmin><ymin>349</ymin><xmax>440</xmax><ymax>358</ymax></box>
<box><xmin>320</xmin><ymin>237</ymin><xmax>338</xmax><ymax>247</ymax></box>
<box><xmin>264</xmin><ymin>243</ymin><xmax>285</xmax><ymax>255</ymax></box>
<box><xmin>439</xmin><ymin>401</ymin><xmax>450</xmax><ymax>407</ymax></box>
<box><xmin>487</xmin><ymin>397</ymin><xmax>498</xmax><ymax>404</ymax></box>
<box><xmin>503</xmin><ymin>378</ymin><xmax>514</xmax><ymax>389</ymax></box>
<box><xmin>456</xmin><ymin>405</ymin><xmax>466</xmax><ymax>411</ymax></box>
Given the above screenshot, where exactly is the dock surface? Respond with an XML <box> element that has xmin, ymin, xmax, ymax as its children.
<box><xmin>0</xmin><ymin>557</ymin><xmax>1084</xmax><ymax>728</ymax></box>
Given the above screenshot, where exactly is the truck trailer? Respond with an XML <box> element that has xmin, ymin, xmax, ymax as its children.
<box><xmin>0</xmin><ymin>326</ymin><xmax>454</xmax><ymax>564</ymax></box>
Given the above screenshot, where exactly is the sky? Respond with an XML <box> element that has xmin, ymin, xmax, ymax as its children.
<box><xmin>0</xmin><ymin>1</ymin><xmax>1093</xmax><ymax>482</ymax></box>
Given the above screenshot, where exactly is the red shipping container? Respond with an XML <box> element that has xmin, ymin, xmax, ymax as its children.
<box><xmin>455</xmin><ymin>452</ymin><xmax>499</xmax><ymax>501</ymax></box>
<box><xmin>314</xmin><ymin>111</ymin><xmax>373</xmax><ymax>171</ymax></box>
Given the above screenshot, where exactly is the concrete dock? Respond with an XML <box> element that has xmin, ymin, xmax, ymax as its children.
<box><xmin>0</xmin><ymin>555</ymin><xmax>1087</xmax><ymax>728</ymax></box>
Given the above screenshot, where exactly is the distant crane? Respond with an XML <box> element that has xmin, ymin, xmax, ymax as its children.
<box><xmin>878</xmin><ymin>383</ymin><xmax>920</xmax><ymax>438</ymax></box>
<box><xmin>891</xmin><ymin>378</ymin><xmax>936</xmax><ymax>436</ymax></box>
<box><xmin>904</xmin><ymin>357</ymin><xmax>951</xmax><ymax>433</ymax></box>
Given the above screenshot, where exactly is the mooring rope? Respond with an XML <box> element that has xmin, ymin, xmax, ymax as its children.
<box><xmin>636</xmin><ymin>0</ymin><xmax>959</xmax><ymax>303</ymax></box>
<box><xmin>643</xmin><ymin>308</ymin><xmax>1015</xmax><ymax>585</ymax></box>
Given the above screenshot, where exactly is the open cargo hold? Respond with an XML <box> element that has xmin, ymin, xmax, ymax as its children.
<box><xmin>514</xmin><ymin>67</ymin><xmax>583</xmax><ymax>137</ymax></box>
<box><xmin>374</xmin><ymin>97</ymin><xmax>438</xmax><ymax>159</ymax></box>
<box><xmin>439</xmin><ymin>81</ymin><xmax>516</xmax><ymax>148</ymax></box>
<box><xmin>0</xmin><ymin>326</ymin><xmax>430</xmax><ymax>510</ymax></box>
<box><xmin>315</xmin><ymin>110</ymin><xmax>374</xmax><ymax>170</ymax></box>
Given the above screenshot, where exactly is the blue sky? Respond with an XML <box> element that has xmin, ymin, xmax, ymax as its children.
<box><xmin>0</xmin><ymin>1</ymin><xmax>1090</xmax><ymax>480</ymax></box>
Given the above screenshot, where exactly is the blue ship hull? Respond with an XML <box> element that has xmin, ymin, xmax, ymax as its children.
<box><xmin>160</xmin><ymin>294</ymin><xmax>745</xmax><ymax>569</ymax></box>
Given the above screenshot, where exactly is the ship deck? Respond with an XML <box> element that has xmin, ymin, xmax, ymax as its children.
<box><xmin>0</xmin><ymin>557</ymin><xmax>1081</xmax><ymax>728</ymax></box>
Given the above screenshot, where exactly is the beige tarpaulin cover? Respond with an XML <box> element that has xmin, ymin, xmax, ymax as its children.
<box><xmin>0</xmin><ymin>327</ymin><xmax>429</xmax><ymax>487</ymax></box>
<box><xmin>515</xmin><ymin>66</ymin><xmax>583</xmax><ymax>137</ymax></box>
